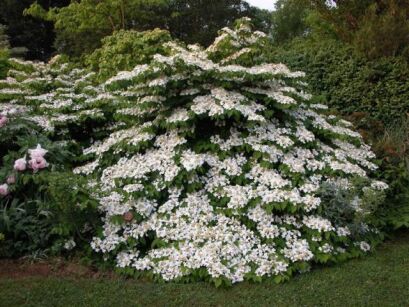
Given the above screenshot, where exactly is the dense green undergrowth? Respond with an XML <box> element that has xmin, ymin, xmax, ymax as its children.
<box><xmin>268</xmin><ymin>38</ymin><xmax>409</xmax><ymax>125</ymax></box>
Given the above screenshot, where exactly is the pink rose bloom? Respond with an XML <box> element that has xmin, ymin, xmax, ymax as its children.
<box><xmin>28</xmin><ymin>144</ymin><xmax>48</xmax><ymax>159</ymax></box>
<box><xmin>14</xmin><ymin>158</ymin><xmax>27</xmax><ymax>172</ymax></box>
<box><xmin>6</xmin><ymin>175</ymin><xmax>16</xmax><ymax>185</ymax></box>
<box><xmin>29</xmin><ymin>156</ymin><xmax>49</xmax><ymax>172</ymax></box>
<box><xmin>0</xmin><ymin>115</ymin><xmax>7</xmax><ymax>128</ymax></box>
<box><xmin>0</xmin><ymin>184</ymin><xmax>9</xmax><ymax>196</ymax></box>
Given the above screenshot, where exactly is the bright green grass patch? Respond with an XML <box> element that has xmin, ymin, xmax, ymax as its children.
<box><xmin>1</xmin><ymin>231</ymin><xmax>409</xmax><ymax>307</ymax></box>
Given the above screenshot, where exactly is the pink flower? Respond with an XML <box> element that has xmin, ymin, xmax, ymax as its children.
<box><xmin>0</xmin><ymin>184</ymin><xmax>9</xmax><ymax>196</ymax></box>
<box><xmin>28</xmin><ymin>144</ymin><xmax>48</xmax><ymax>159</ymax></box>
<box><xmin>14</xmin><ymin>158</ymin><xmax>27</xmax><ymax>172</ymax></box>
<box><xmin>6</xmin><ymin>175</ymin><xmax>16</xmax><ymax>185</ymax></box>
<box><xmin>29</xmin><ymin>156</ymin><xmax>48</xmax><ymax>172</ymax></box>
<box><xmin>0</xmin><ymin>115</ymin><xmax>7</xmax><ymax>128</ymax></box>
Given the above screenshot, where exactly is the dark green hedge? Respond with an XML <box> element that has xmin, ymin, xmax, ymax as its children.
<box><xmin>267</xmin><ymin>38</ymin><xmax>409</xmax><ymax>125</ymax></box>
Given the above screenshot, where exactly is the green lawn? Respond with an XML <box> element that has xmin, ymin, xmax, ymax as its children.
<box><xmin>1</xmin><ymin>231</ymin><xmax>409</xmax><ymax>307</ymax></box>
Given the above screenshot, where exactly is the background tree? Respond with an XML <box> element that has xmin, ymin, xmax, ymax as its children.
<box><xmin>166</xmin><ymin>0</ymin><xmax>255</xmax><ymax>46</ymax></box>
<box><xmin>25</xmin><ymin>0</ymin><xmax>169</xmax><ymax>58</ymax></box>
<box><xmin>309</xmin><ymin>0</ymin><xmax>409</xmax><ymax>58</ymax></box>
<box><xmin>244</xmin><ymin>6</ymin><xmax>273</xmax><ymax>35</ymax></box>
<box><xmin>0</xmin><ymin>25</ymin><xmax>9</xmax><ymax>50</ymax></box>
<box><xmin>271</xmin><ymin>0</ymin><xmax>309</xmax><ymax>43</ymax></box>
<box><xmin>25</xmin><ymin>0</ymin><xmax>270</xmax><ymax>58</ymax></box>
<box><xmin>0</xmin><ymin>0</ymin><xmax>69</xmax><ymax>60</ymax></box>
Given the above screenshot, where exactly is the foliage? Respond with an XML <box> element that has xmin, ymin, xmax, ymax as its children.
<box><xmin>271</xmin><ymin>0</ymin><xmax>309</xmax><ymax>43</ymax></box>
<box><xmin>0</xmin><ymin>171</ymin><xmax>99</xmax><ymax>258</ymax></box>
<box><xmin>38</xmin><ymin>172</ymin><xmax>101</xmax><ymax>254</ymax></box>
<box><xmin>357</xmin><ymin>118</ymin><xmax>409</xmax><ymax>230</ymax></box>
<box><xmin>0</xmin><ymin>58</ymin><xmax>100</xmax><ymax>258</ymax></box>
<box><xmin>25</xmin><ymin>0</ymin><xmax>270</xmax><ymax>58</ymax></box>
<box><xmin>0</xmin><ymin>50</ymin><xmax>9</xmax><ymax>81</ymax></box>
<box><xmin>0</xmin><ymin>0</ymin><xmax>69</xmax><ymax>60</ymax></box>
<box><xmin>0</xmin><ymin>132</ymin><xmax>98</xmax><ymax>258</ymax></box>
<box><xmin>246</xmin><ymin>7</ymin><xmax>273</xmax><ymax>35</ymax></box>
<box><xmin>266</xmin><ymin>38</ymin><xmax>409</xmax><ymax>125</ymax></box>
<box><xmin>308</xmin><ymin>0</ymin><xmax>409</xmax><ymax>59</ymax></box>
<box><xmin>0</xmin><ymin>24</ymin><xmax>9</xmax><ymax>80</ymax></box>
<box><xmin>85</xmin><ymin>29</ymin><xmax>173</xmax><ymax>81</ymax></box>
<box><xmin>165</xmin><ymin>0</ymin><xmax>257</xmax><ymax>47</ymax></box>
<box><xmin>0</xmin><ymin>137</ymin><xmax>99</xmax><ymax>257</ymax></box>
<box><xmin>0</xmin><ymin>24</ymin><xmax>9</xmax><ymax>50</ymax></box>
<box><xmin>25</xmin><ymin>0</ymin><xmax>168</xmax><ymax>58</ymax></box>
<box><xmin>318</xmin><ymin>176</ymin><xmax>386</xmax><ymax>233</ymax></box>
<box><xmin>377</xmin><ymin>161</ymin><xmax>409</xmax><ymax>230</ymax></box>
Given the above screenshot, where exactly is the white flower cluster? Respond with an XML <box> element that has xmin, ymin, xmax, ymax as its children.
<box><xmin>0</xmin><ymin>58</ymin><xmax>106</xmax><ymax>134</ymax></box>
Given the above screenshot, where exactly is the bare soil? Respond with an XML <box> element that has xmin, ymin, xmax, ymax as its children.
<box><xmin>0</xmin><ymin>258</ymin><xmax>116</xmax><ymax>279</ymax></box>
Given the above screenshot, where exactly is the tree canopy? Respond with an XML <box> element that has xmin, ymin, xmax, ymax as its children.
<box><xmin>24</xmin><ymin>0</ymin><xmax>267</xmax><ymax>58</ymax></box>
<box><xmin>0</xmin><ymin>0</ymin><xmax>69</xmax><ymax>60</ymax></box>
<box><xmin>271</xmin><ymin>0</ymin><xmax>309</xmax><ymax>43</ymax></box>
<box><xmin>309</xmin><ymin>0</ymin><xmax>409</xmax><ymax>58</ymax></box>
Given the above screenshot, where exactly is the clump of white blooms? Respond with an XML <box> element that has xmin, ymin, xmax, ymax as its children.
<box><xmin>0</xmin><ymin>18</ymin><xmax>387</xmax><ymax>284</ymax></box>
<box><xmin>0</xmin><ymin>56</ymin><xmax>104</xmax><ymax>135</ymax></box>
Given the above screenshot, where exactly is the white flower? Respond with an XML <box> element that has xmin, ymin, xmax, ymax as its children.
<box><xmin>370</xmin><ymin>181</ymin><xmax>389</xmax><ymax>191</ymax></box>
<box><xmin>336</xmin><ymin>227</ymin><xmax>351</xmax><ymax>237</ymax></box>
<box><xmin>303</xmin><ymin>216</ymin><xmax>334</xmax><ymax>232</ymax></box>
<box><xmin>283</xmin><ymin>239</ymin><xmax>314</xmax><ymax>262</ymax></box>
<box><xmin>64</xmin><ymin>239</ymin><xmax>76</xmax><ymax>250</ymax></box>
<box><xmin>359</xmin><ymin>241</ymin><xmax>371</xmax><ymax>252</ymax></box>
<box><xmin>167</xmin><ymin>108</ymin><xmax>190</xmax><ymax>123</ymax></box>
<box><xmin>180</xmin><ymin>150</ymin><xmax>207</xmax><ymax>171</ymax></box>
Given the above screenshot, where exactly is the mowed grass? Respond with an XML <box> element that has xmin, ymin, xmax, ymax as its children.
<box><xmin>1</xmin><ymin>231</ymin><xmax>409</xmax><ymax>307</ymax></box>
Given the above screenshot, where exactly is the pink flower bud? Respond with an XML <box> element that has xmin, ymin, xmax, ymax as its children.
<box><xmin>28</xmin><ymin>144</ymin><xmax>48</xmax><ymax>159</ymax></box>
<box><xmin>29</xmin><ymin>156</ymin><xmax>49</xmax><ymax>172</ymax></box>
<box><xmin>6</xmin><ymin>175</ymin><xmax>16</xmax><ymax>185</ymax></box>
<box><xmin>0</xmin><ymin>184</ymin><xmax>9</xmax><ymax>196</ymax></box>
<box><xmin>0</xmin><ymin>115</ymin><xmax>7</xmax><ymax>128</ymax></box>
<box><xmin>14</xmin><ymin>158</ymin><xmax>27</xmax><ymax>172</ymax></box>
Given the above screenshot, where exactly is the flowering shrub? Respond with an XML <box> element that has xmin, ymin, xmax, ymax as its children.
<box><xmin>0</xmin><ymin>18</ymin><xmax>388</xmax><ymax>285</ymax></box>
<box><xmin>74</xmin><ymin>19</ymin><xmax>387</xmax><ymax>284</ymax></box>
<box><xmin>0</xmin><ymin>60</ymin><xmax>100</xmax><ymax>257</ymax></box>
<box><xmin>0</xmin><ymin>140</ymin><xmax>54</xmax><ymax>257</ymax></box>
<box><xmin>0</xmin><ymin>57</ymin><xmax>103</xmax><ymax>141</ymax></box>
<box><xmin>0</xmin><ymin>132</ymin><xmax>99</xmax><ymax>257</ymax></box>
